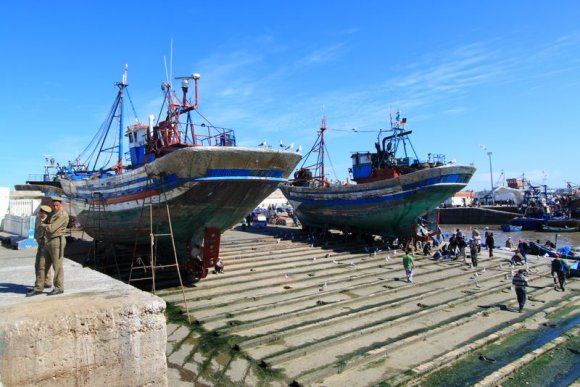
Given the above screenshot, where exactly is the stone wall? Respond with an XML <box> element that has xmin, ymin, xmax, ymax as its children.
<box><xmin>0</xmin><ymin>290</ymin><xmax>167</xmax><ymax>386</ymax></box>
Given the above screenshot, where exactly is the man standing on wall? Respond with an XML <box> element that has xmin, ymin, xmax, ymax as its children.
<box><xmin>26</xmin><ymin>205</ymin><xmax>54</xmax><ymax>297</ymax></box>
<box><xmin>41</xmin><ymin>197</ymin><xmax>69</xmax><ymax>296</ymax></box>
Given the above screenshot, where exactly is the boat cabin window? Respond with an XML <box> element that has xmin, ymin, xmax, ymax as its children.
<box><xmin>351</xmin><ymin>152</ymin><xmax>372</xmax><ymax>166</ymax></box>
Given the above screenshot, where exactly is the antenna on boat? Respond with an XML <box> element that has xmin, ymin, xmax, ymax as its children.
<box><xmin>148</xmin><ymin>114</ymin><xmax>155</xmax><ymax>138</ymax></box>
<box><xmin>163</xmin><ymin>56</ymin><xmax>170</xmax><ymax>86</ymax></box>
<box><xmin>169</xmin><ymin>38</ymin><xmax>173</xmax><ymax>88</ymax></box>
<box><xmin>175</xmin><ymin>73</ymin><xmax>201</xmax><ymax>109</ymax></box>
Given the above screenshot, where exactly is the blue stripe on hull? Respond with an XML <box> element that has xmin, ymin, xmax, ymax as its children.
<box><xmin>291</xmin><ymin>173</ymin><xmax>470</xmax><ymax>206</ymax></box>
<box><xmin>74</xmin><ymin>168</ymin><xmax>286</xmax><ymax>200</ymax></box>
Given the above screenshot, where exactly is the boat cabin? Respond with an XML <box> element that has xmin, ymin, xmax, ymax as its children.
<box><xmin>126</xmin><ymin>123</ymin><xmax>153</xmax><ymax>168</ymax></box>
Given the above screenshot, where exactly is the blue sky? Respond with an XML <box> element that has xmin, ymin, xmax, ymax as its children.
<box><xmin>1</xmin><ymin>1</ymin><xmax>579</xmax><ymax>192</ymax></box>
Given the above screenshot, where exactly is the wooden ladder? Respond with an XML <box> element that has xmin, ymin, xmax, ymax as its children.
<box><xmin>128</xmin><ymin>175</ymin><xmax>191</xmax><ymax>323</ymax></box>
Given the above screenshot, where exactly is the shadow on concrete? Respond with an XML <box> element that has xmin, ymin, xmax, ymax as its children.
<box><xmin>0</xmin><ymin>282</ymin><xmax>32</xmax><ymax>295</ymax></box>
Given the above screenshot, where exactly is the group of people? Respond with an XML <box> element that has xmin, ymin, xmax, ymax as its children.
<box><xmin>429</xmin><ymin>227</ymin><xmax>495</xmax><ymax>267</ymax></box>
<box><xmin>27</xmin><ymin>197</ymin><xmax>69</xmax><ymax>297</ymax></box>
<box><xmin>414</xmin><ymin>226</ymin><xmax>574</xmax><ymax>314</ymax></box>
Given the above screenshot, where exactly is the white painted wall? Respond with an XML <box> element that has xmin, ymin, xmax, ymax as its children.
<box><xmin>0</xmin><ymin>187</ymin><xmax>10</xmax><ymax>231</ymax></box>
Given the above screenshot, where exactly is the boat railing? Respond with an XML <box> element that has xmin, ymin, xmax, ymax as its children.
<box><xmin>170</xmin><ymin>122</ymin><xmax>236</xmax><ymax>147</ymax></box>
<box><xmin>27</xmin><ymin>174</ymin><xmax>53</xmax><ymax>182</ymax></box>
<box><xmin>191</xmin><ymin>127</ymin><xmax>236</xmax><ymax>147</ymax></box>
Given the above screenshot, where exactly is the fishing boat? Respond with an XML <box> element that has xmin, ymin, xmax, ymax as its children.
<box><xmin>500</xmin><ymin>224</ymin><xmax>523</xmax><ymax>232</ymax></box>
<box><xmin>56</xmin><ymin>66</ymin><xmax>301</xmax><ymax>277</ymax></box>
<box><xmin>540</xmin><ymin>225</ymin><xmax>579</xmax><ymax>233</ymax></box>
<box><xmin>280</xmin><ymin>114</ymin><xmax>476</xmax><ymax>239</ymax></box>
<box><xmin>527</xmin><ymin>241</ymin><xmax>579</xmax><ymax>261</ymax></box>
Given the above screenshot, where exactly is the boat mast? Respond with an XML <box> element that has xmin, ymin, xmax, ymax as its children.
<box><xmin>115</xmin><ymin>64</ymin><xmax>128</xmax><ymax>174</ymax></box>
<box><xmin>319</xmin><ymin>116</ymin><xmax>326</xmax><ymax>185</ymax></box>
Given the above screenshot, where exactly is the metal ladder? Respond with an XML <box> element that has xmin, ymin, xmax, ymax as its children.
<box><xmin>128</xmin><ymin>175</ymin><xmax>191</xmax><ymax>323</ymax></box>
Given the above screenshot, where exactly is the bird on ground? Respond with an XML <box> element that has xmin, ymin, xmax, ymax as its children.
<box><xmin>386</xmin><ymin>255</ymin><xmax>391</xmax><ymax>262</ymax></box>
<box><xmin>313</xmin><ymin>257</ymin><xmax>317</xmax><ymax>262</ymax></box>
<box><xmin>325</xmin><ymin>253</ymin><xmax>330</xmax><ymax>258</ymax></box>
<box><xmin>284</xmin><ymin>274</ymin><xmax>289</xmax><ymax>279</ymax></box>
<box><xmin>322</xmin><ymin>282</ymin><xmax>327</xmax><ymax>290</ymax></box>
<box><xmin>333</xmin><ymin>260</ymin><xmax>338</xmax><ymax>264</ymax></box>
<box><xmin>277</xmin><ymin>239</ymin><xmax>281</xmax><ymax>244</ymax></box>
<box><xmin>479</xmin><ymin>354</ymin><xmax>496</xmax><ymax>363</ymax></box>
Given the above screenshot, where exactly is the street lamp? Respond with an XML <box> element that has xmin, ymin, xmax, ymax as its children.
<box><xmin>480</xmin><ymin>145</ymin><xmax>494</xmax><ymax>205</ymax></box>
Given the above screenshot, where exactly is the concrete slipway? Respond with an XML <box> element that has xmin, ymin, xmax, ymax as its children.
<box><xmin>160</xmin><ymin>227</ymin><xmax>579</xmax><ymax>386</ymax></box>
<box><xmin>1</xmin><ymin>227</ymin><xmax>577</xmax><ymax>386</ymax></box>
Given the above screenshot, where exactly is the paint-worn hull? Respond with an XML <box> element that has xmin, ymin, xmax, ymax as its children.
<box><xmin>59</xmin><ymin>146</ymin><xmax>301</xmax><ymax>260</ymax></box>
<box><xmin>280</xmin><ymin>164</ymin><xmax>476</xmax><ymax>238</ymax></box>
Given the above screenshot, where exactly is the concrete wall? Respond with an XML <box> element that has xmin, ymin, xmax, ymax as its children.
<box><xmin>438</xmin><ymin>207</ymin><xmax>520</xmax><ymax>225</ymax></box>
<box><xmin>3</xmin><ymin>214</ymin><xmax>36</xmax><ymax>239</ymax></box>
<box><xmin>0</xmin><ymin>292</ymin><xmax>168</xmax><ymax>386</ymax></box>
<box><xmin>0</xmin><ymin>187</ymin><xmax>9</xmax><ymax>230</ymax></box>
<box><xmin>8</xmin><ymin>198</ymin><xmax>41</xmax><ymax>217</ymax></box>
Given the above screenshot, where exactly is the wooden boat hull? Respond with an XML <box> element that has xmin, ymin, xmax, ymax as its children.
<box><xmin>540</xmin><ymin>225</ymin><xmax>579</xmax><ymax>233</ymax></box>
<box><xmin>59</xmin><ymin>146</ymin><xmax>301</xmax><ymax>260</ymax></box>
<box><xmin>510</xmin><ymin>216</ymin><xmax>546</xmax><ymax>231</ymax></box>
<box><xmin>528</xmin><ymin>242</ymin><xmax>579</xmax><ymax>260</ymax></box>
<box><xmin>501</xmin><ymin>224</ymin><xmax>523</xmax><ymax>232</ymax></box>
<box><xmin>280</xmin><ymin>164</ymin><xmax>475</xmax><ymax>238</ymax></box>
<box><xmin>510</xmin><ymin>216</ymin><xmax>580</xmax><ymax>231</ymax></box>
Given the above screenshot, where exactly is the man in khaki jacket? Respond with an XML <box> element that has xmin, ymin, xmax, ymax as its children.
<box><xmin>26</xmin><ymin>205</ymin><xmax>54</xmax><ymax>297</ymax></box>
<box><xmin>41</xmin><ymin>197</ymin><xmax>69</xmax><ymax>295</ymax></box>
